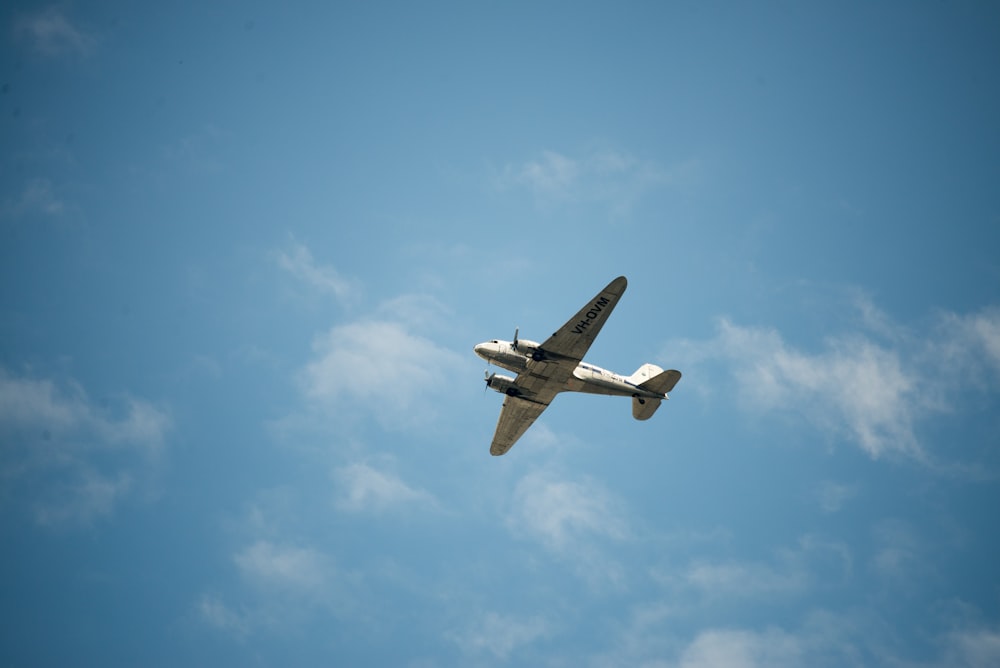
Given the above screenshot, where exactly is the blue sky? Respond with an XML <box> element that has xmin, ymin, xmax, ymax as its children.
<box><xmin>2</xmin><ymin>2</ymin><xmax>999</xmax><ymax>666</ymax></box>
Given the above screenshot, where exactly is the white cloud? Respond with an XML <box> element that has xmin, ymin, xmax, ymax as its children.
<box><xmin>816</xmin><ymin>481</ymin><xmax>857</xmax><ymax>513</ymax></box>
<box><xmin>936</xmin><ymin>308</ymin><xmax>1000</xmax><ymax>380</ymax></box>
<box><xmin>650</xmin><ymin>534</ymin><xmax>852</xmax><ymax>608</ymax></box>
<box><xmin>944</xmin><ymin>627</ymin><xmax>1000</xmax><ymax>668</ymax></box>
<box><xmin>506</xmin><ymin>470</ymin><xmax>629</xmax><ymax>587</ymax></box>
<box><xmin>162</xmin><ymin>125</ymin><xmax>226</xmax><ymax>175</ymax></box>
<box><xmin>673</xmin><ymin>619</ymin><xmax>1000</xmax><ymax>668</ymax></box>
<box><xmin>1</xmin><ymin>179</ymin><xmax>66</xmax><ymax>218</ymax></box>
<box><xmin>333</xmin><ymin>462</ymin><xmax>435</xmax><ymax>513</ymax></box>
<box><xmin>508</xmin><ymin>470</ymin><xmax>628</xmax><ymax>553</ymax></box>
<box><xmin>511</xmin><ymin>150</ymin><xmax>581</xmax><ymax>194</ymax></box>
<box><xmin>276</xmin><ymin>240</ymin><xmax>469</xmax><ymax>430</ymax></box>
<box><xmin>15</xmin><ymin>7</ymin><xmax>96</xmax><ymax>57</ymax></box>
<box><xmin>199</xmin><ymin>507</ymin><xmax>361</xmax><ymax>639</ymax></box>
<box><xmin>970</xmin><ymin>311</ymin><xmax>1000</xmax><ymax>370</ymax></box>
<box><xmin>32</xmin><ymin>469</ymin><xmax>134</xmax><ymax>527</ymax></box>
<box><xmin>678</xmin><ymin>628</ymin><xmax>803</xmax><ymax>668</ymax></box>
<box><xmin>449</xmin><ymin>611</ymin><xmax>552</xmax><ymax>660</ymax></box>
<box><xmin>604</xmin><ymin>601</ymin><xmax>996</xmax><ymax>668</ymax></box>
<box><xmin>670</xmin><ymin>318</ymin><xmax>919</xmax><ymax>459</ymax></box>
<box><xmin>0</xmin><ymin>372</ymin><xmax>169</xmax><ymax>451</ymax></box>
<box><xmin>727</xmin><ymin>318</ymin><xmax>920</xmax><ymax>458</ymax></box>
<box><xmin>374</xmin><ymin>293</ymin><xmax>452</xmax><ymax>329</ymax></box>
<box><xmin>300</xmin><ymin>319</ymin><xmax>465</xmax><ymax>426</ymax></box>
<box><xmin>197</xmin><ymin>594</ymin><xmax>252</xmax><ymax>638</ymax></box>
<box><xmin>234</xmin><ymin>540</ymin><xmax>331</xmax><ymax>592</ymax></box>
<box><xmin>0</xmin><ymin>368</ymin><xmax>170</xmax><ymax>526</ymax></box>
<box><xmin>276</xmin><ymin>240</ymin><xmax>356</xmax><ymax>302</ymax></box>
<box><xmin>679</xmin><ymin>559</ymin><xmax>806</xmax><ymax>599</ymax></box>
<box><xmin>498</xmin><ymin>148</ymin><xmax>696</xmax><ymax>217</ymax></box>
<box><xmin>0</xmin><ymin>372</ymin><xmax>83</xmax><ymax>429</ymax></box>
<box><xmin>667</xmin><ymin>301</ymin><xmax>1000</xmax><ymax>463</ymax></box>
<box><xmin>870</xmin><ymin>518</ymin><xmax>920</xmax><ymax>580</ymax></box>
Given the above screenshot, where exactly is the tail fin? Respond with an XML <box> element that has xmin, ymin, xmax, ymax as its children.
<box><xmin>629</xmin><ymin>364</ymin><xmax>682</xmax><ymax>395</ymax></box>
<box><xmin>628</xmin><ymin>363</ymin><xmax>664</xmax><ymax>385</ymax></box>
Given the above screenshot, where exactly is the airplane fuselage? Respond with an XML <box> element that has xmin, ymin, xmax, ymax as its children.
<box><xmin>474</xmin><ymin>340</ymin><xmax>665</xmax><ymax>400</ymax></box>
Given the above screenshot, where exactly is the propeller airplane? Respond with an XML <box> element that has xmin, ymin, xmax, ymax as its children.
<box><xmin>474</xmin><ymin>276</ymin><xmax>681</xmax><ymax>455</ymax></box>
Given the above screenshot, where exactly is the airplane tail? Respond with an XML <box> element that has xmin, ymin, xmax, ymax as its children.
<box><xmin>628</xmin><ymin>364</ymin><xmax>682</xmax><ymax>395</ymax></box>
<box><xmin>628</xmin><ymin>364</ymin><xmax>682</xmax><ymax>421</ymax></box>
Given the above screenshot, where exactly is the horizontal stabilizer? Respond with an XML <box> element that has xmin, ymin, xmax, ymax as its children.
<box><xmin>632</xmin><ymin>396</ymin><xmax>661</xmax><ymax>420</ymax></box>
<box><xmin>639</xmin><ymin>369</ymin><xmax>681</xmax><ymax>395</ymax></box>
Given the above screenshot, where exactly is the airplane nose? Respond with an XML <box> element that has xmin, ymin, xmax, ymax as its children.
<box><xmin>474</xmin><ymin>343</ymin><xmax>489</xmax><ymax>359</ymax></box>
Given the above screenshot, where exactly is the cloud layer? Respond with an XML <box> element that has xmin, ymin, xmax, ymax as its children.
<box><xmin>15</xmin><ymin>8</ymin><xmax>96</xmax><ymax>58</ymax></box>
<box><xmin>667</xmin><ymin>302</ymin><xmax>1000</xmax><ymax>462</ymax></box>
<box><xmin>0</xmin><ymin>368</ymin><xmax>170</xmax><ymax>525</ymax></box>
<box><xmin>497</xmin><ymin>149</ymin><xmax>698</xmax><ymax>217</ymax></box>
<box><xmin>275</xmin><ymin>240</ymin><xmax>357</xmax><ymax>302</ymax></box>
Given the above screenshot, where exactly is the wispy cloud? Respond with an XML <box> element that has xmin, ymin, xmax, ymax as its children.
<box><xmin>870</xmin><ymin>518</ymin><xmax>920</xmax><ymax>581</ymax></box>
<box><xmin>333</xmin><ymin>462</ymin><xmax>435</xmax><ymax>513</ymax></box>
<box><xmin>702</xmin><ymin>317</ymin><xmax>921</xmax><ymax>458</ymax></box>
<box><xmin>197</xmin><ymin>594</ymin><xmax>252</xmax><ymax>638</ymax></box>
<box><xmin>0</xmin><ymin>368</ymin><xmax>170</xmax><ymax>526</ymax></box>
<box><xmin>943</xmin><ymin>626</ymin><xmax>1000</xmax><ymax>668</ymax></box>
<box><xmin>509</xmin><ymin>150</ymin><xmax>580</xmax><ymax>194</ymax></box>
<box><xmin>679</xmin><ymin>559</ymin><xmax>807</xmax><ymax>599</ymax></box>
<box><xmin>612</xmin><ymin>608</ymin><xmax>999</xmax><ymax>668</ymax></box>
<box><xmin>15</xmin><ymin>7</ymin><xmax>97</xmax><ymax>58</ymax></box>
<box><xmin>666</xmin><ymin>300</ymin><xmax>1000</xmax><ymax>462</ymax></box>
<box><xmin>679</xmin><ymin>628</ymin><xmax>803</xmax><ymax>668</ymax></box>
<box><xmin>497</xmin><ymin>148</ymin><xmax>698</xmax><ymax>218</ymax></box>
<box><xmin>162</xmin><ymin>125</ymin><xmax>225</xmax><ymax>175</ymax></box>
<box><xmin>234</xmin><ymin>540</ymin><xmax>331</xmax><ymax>592</ymax></box>
<box><xmin>816</xmin><ymin>481</ymin><xmax>857</xmax><ymax>513</ymax></box>
<box><xmin>198</xmin><ymin>539</ymin><xmax>349</xmax><ymax>638</ymax></box>
<box><xmin>1</xmin><ymin>179</ymin><xmax>66</xmax><ymax>218</ymax></box>
<box><xmin>508</xmin><ymin>470</ymin><xmax>628</xmax><ymax>553</ymax></box>
<box><xmin>275</xmin><ymin>239</ymin><xmax>357</xmax><ymax>302</ymax></box>
<box><xmin>935</xmin><ymin>307</ymin><xmax>1000</xmax><ymax>382</ymax></box>
<box><xmin>649</xmin><ymin>534</ymin><xmax>853</xmax><ymax>610</ymax></box>
<box><xmin>273</xmin><ymin>239</ymin><xmax>470</xmax><ymax>430</ymax></box>
<box><xmin>32</xmin><ymin>470</ymin><xmax>134</xmax><ymax>526</ymax></box>
<box><xmin>506</xmin><ymin>470</ymin><xmax>629</xmax><ymax>586</ymax></box>
<box><xmin>449</xmin><ymin>611</ymin><xmax>553</xmax><ymax>660</ymax></box>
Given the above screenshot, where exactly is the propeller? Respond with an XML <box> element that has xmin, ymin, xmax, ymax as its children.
<box><xmin>512</xmin><ymin>327</ymin><xmax>519</xmax><ymax>351</ymax></box>
<box><xmin>484</xmin><ymin>369</ymin><xmax>494</xmax><ymax>393</ymax></box>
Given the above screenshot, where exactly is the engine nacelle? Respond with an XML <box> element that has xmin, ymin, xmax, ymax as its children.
<box><xmin>515</xmin><ymin>339</ymin><xmax>553</xmax><ymax>363</ymax></box>
<box><xmin>486</xmin><ymin>373</ymin><xmax>520</xmax><ymax>396</ymax></box>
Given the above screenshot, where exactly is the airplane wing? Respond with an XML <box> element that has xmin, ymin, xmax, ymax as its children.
<box><xmin>537</xmin><ymin>275</ymin><xmax>628</xmax><ymax>363</ymax></box>
<box><xmin>489</xmin><ymin>357</ymin><xmax>570</xmax><ymax>455</ymax></box>
<box><xmin>488</xmin><ymin>276</ymin><xmax>628</xmax><ymax>455</ymax></box>
<box><xmin>490</xmin><ymin>396</ymin><xmax>549</xmax><ymax>456</ymax></box>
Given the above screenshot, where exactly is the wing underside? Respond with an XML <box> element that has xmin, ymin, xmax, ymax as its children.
<box><xmin>490</xmin><ymin>395</ymin><xmax>550</xmax><ymax>456</ymax></box>
<box><xmin>489</xmin><ymin>358</ymin><xmax>569</xmax><ymax>455</ymax></box>
<box><xmin>539</xmin><ymin>275</ymin><xmax>627</xmax><ymax>363</ymax></box>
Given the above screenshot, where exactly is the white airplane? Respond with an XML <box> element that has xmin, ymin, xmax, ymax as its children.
<box><xmin>474</xmin><ymin>276</ymin><xmax>681</xmax><ymax>456</ymax></box>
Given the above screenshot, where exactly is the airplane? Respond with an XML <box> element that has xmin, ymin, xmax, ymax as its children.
<box><xmin>474</xmin><ymin>275</ymin><xmax>681</xmax><ymax>456</ymax></box>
